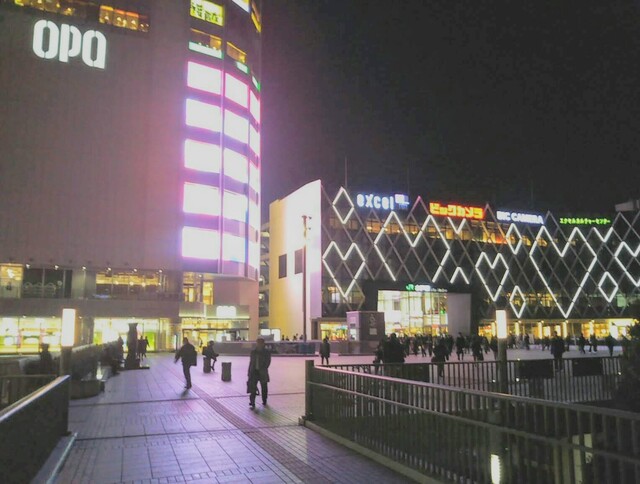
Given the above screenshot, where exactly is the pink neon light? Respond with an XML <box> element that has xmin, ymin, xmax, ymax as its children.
<box><xmin>225</xmin><ymin>73</ymin><xmax>248</xmax><ymax>108</ymax></box>
<box><xmin>223</xmin><ymin>233</ymin><xmax>246</xmax><ymax>263</ymax></box>
<box><xmin>223</xmin><ymin>190</ymin><xmax>248</xmax><ymax>222</ymax></box>
<box><xmin>183</xmin><ymin>182</ymin><xmax>220</xmax><ymax>216</ymax></box>
<box><xmin>182</xmin><ymin>226</ymin><xmax>220</xmax><ymax>260</ymax></box>
<box><xmin>223</xmin><ymin>148</ymin><xmax>248</xmax><ymax>183</ymax></box>
<box><xmin>249</xmin><ymin>125</ymin><xmax>260</xmax><ymax>156</ymax></box>
<box><xmin>224</xmin><ymin>110</ymin><xmax>249</xmax><ymax>143</ymax></box>
<box><xmin>250</xmin><ymin>90</ymin><xmax>260</xmax><ymax>123</ymax></box>
<box><xmin>186</xmin><ymin>99</ymin><xmax>221</xmax><ymax>132</ymax></box>
<box><xmin>249</xmin><ymin>163</ymin><xmax>260</xmax><ymax>192</ymax></box>
<box><xmin>187</xmin><ymin>61</ymin><xmax>222</xmax><ymax>95</ymax></box>
<box><xmin>184</xmin><ymin>139</ymin><xmax>221</xmax><ymax>173</ymax></box>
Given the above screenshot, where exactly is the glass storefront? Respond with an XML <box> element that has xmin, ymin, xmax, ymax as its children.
<box><xmin>181</xmin><ymin>317</ymin><xmax>249</xmax><ymax>344</ymax></box>
<box><xmin>478</xmin><ymin>318</ymin><xmax>638</xmax><ymax>340</ymax></box>
<box><xmin>93</xmin><ymin>318</ymin><xmax>171</xmax><ymax>351</ymax></box>
<box><xmin>0</xmin><ymin>316</ymin><xmax>62</xmax><ymax>353</ymax></box>
<box><xmin>377</xmin><ymin>289</ymin><xmax>448</xmax><ymax>336</ymax></box>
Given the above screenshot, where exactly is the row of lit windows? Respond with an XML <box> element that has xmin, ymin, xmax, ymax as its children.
<box><xmin>182</xmin><ymin>226</ymin><xmax>259</xmax><ymax>264</ymax></box>
<box><xmin>13</xmin><ymin>1</ymin><xmax>150</xmax><ymax>33</ymax></box>
<box><xmin>190</xmin><ymin>0</ymin><xmax>260</xmax><ymax>32</ymax></box>
<box><xmin>99</xmin><ymin>5</ymin><xmax>149</xmax><ymax>32</ymax></box>
<box><xmin>183</xmin><ymin>140</ymin><xmax>260</xmax><ymax>189</ymax></box>
<box><xmin>183</xmin><ymin>184</ymin><xmax>258</xmax><ymax>225</ymax></box>
<box><xmin>187</xmin><ymin>61</ymin><xmax>260</xmax><ymax>122</ymax></box>
<box><xmin>185</xmin><ymin>99</ymin><xmax>260</xmax><ymax>155</ymax></box>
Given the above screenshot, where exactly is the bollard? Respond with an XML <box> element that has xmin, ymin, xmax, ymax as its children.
<box><xmin>305</xmin><ymin>359</ymin><xmax>314</xmax><ymax>421</ymax></box>
<box><xmin>221</xmin><ymin>361</ymin><xmax>231</xmax><ymax>381</ymax></box>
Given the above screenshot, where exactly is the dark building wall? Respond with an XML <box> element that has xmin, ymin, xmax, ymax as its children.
<box><xmin>0</xmin><ymin>2</ymin><xmax>185</xmax><ymax>270</ymax></box>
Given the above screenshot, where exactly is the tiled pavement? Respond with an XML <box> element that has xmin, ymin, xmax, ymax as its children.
<box><xmin>55</xmin><ymin>353</ymin><xmax>411</xmax><ymax>484</ymax></box>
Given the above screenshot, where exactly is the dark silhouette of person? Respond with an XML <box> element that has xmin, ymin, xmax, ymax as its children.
<box><xmin>455</xmin><ymin>333</ymin><xmax>466</xmax><ymax>361</ymax></box>
<box><xmin>39</xmin><ymin>343</ymin><xmax>54</xmax><ymax>374</ymax></box>
<box><xmin>174</xmin><ymin>337</ymin><xmax>197</xmax><ymax>389</ymax></box>
<box><xmin>590</xmin><ymin>333</ymin><xmax>598</xmax><ymax>352</ymax></box>
<box><xmin>432</xmin><ymin>338</ymin><xmax>448</xmax><ymax>379</ymax></box>
<box><xmin>604</xmin><ymin>334</ymin><xmax>616</xmax><ymax>357</ymax></box>
<box><xmin>383</xmin><ymin>333</ymin><xmax>405</xmax><ymax>364</ymax></box>
<box><xmin>550</xmin><ymin>331</ymin><xmax>565</xmax><ymax>372</ymax></box>
<box><xmin>320</xmin><ymin>337</ymin><xmax>331</xmax><ymax>365</ymax></box>
<box><xmin>202</xmin><ymin>340</ymin><xmax>219</xmax><ymax>371</ymax></box>
<box><xmin>577</xmin><ymin>334</ymin><xmax>587</xmax><ymax>354</ymax></box>
<box><xmin>248</xmin><ymin>338</ymin><xmax>271</xmax><ymax>408</ymax></box>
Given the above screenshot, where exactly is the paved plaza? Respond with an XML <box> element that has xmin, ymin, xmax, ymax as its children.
<box><xmin>55</xmin><ymin>353</ymin><xmax>410</xmax><ymax>484</ymax></box>
<box><xmin>54</xmin><ymin>347</ymin><xmax>619</xmax><ymax>483</ymax></box>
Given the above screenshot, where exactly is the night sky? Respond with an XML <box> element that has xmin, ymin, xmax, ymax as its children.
<box><xmin>261</xmin><ymin>0</ymin><xmax>640</xmax><ymax>216</ymax></box>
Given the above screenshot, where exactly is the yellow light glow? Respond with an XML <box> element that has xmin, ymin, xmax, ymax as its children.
<box><xmin>61</xmin><ymin>308</ymin><xmax>76</xmax><ymax>347</ymax></box>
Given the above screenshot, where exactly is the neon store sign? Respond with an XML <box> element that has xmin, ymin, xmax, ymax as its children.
<box><xmin>496</xmin><ymin>210</ymin><xmax>544</xmax><ymax>225</ymax></box>
<box><xmin>405</xmin><ymin>283</ymin><xmax>447</xmax><ymax>293</ymax></box>
<box><xmin>356</xmin><ymin>193</ymin><xmax>410</xmax><ymax>211</ymax></box>
<box><xmin>559</xmin><ymin>217</ymin><xmax>611</xmax><ymax>226</ymax></box>
<box><xmin>429</xmin><ymin>202</ymin><xmax>484</xmax><ymax>220</ymax></box>
<box><xmin>32</xmin><ymin>20</ymin><xmax>107</xmax><ymax>69</ymax></box>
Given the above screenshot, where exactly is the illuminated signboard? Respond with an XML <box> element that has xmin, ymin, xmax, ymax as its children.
<box><xmin>429</xmin><ymin>202</ymin><xmax>484</xmax><ymax>220</ymax></box>
<box><xmin>405</xmin><ymin>283</ymin><xmax>447</xmax><ymax>293</ymax></box>
<box><xmin>216</xmin><ymin>305</ymin><xmax>237</xmax><ymax>319</ymax></box>
<box><xmin>559</xmin><ymin>217</ymin><xmax>611</xmax><ymax>226</ymax></box>
<box><xmin>190</xmin><ymin>0</ymin><xmax>224</xmax><ymax>26</ymax></box>
<box><xmin>32</xmin><ymin>20</ymin><xmax>106</xmax><ymax>69</ymax></box>
<box><xmin>496</xmin><ymin>210</ymin><xmax>544</xmax><ymax>225</ymax></box>
<box><xmin>355</xmin><ymin>193</ymin><xmax>410</xmax><ymax>211</ymax></box>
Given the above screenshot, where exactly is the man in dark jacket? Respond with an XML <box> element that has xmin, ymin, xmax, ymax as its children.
<box><xmin>550</xmin><ymin>331</ymin><xmax>565</xmax><ymax>372</ymax></box>
<box><xmin>383</xmin><ymin>333</ymin><xmax>405</xmax><ymax>364</ymax></box>
<box><xmin>319</xmin><ymin>337</ymin><xmax>331</xmax><ymax>365</ymax></box>
<box><xmin>175</xmin><ymin>337</ymin><xmax>197</xmax><ymax>389</ymax></box>
<box><xmin>248</xmin><ymin>338</ymin><xmax>271</xmax><ymax>408</ymax></box>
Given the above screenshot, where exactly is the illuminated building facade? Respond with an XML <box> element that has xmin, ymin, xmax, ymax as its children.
<box><xmin>0</xmin><ymin>0</ymin><xmax>262</xmax><ymax>352</ymax></box>
<box><xmin>269</xmin><ymin>181</ymin><xmax>640</xmax><ymax>340</ymax></box>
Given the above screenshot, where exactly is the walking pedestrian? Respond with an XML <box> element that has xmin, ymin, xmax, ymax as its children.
<box><xmin>604</xmin><ymin>333</ymin><xmax>616</xmax><ymax>357</ymax></box>
<box><xmin>550</xmin><ymin>331</ymin><xmax>565</xmax><ymax>372</ymax></box>
<box><xmin>455</xmin><ymin>333</ymin><xmax>466</xmax><ymax>361</ymax></box>
<box><xmin>432</xmin><ymin>338</ymin><xmax>447</xmax><ymax>379</ymax></box>
<box><xmin>320</xmin><ymin>337</ymin><xmax>331</xmax><ymax>365</ymax></box>
<box><xmin>590</xmin><ymin>333</ymin><xmax>598</xmax><ymax>352</ymax></box>
<box><xmin>577</xmin><ymin>334</ymin><xmax>586</xmax><ymax>354</ymax></box>
<box><xmin>248</xmin><ymin>337</ymin><xmax>271</xmax><ymax>408</ymax></box>
<box><xmin>175</xmin><ymin>337</ymin><xmax>197</xmax><ymax>389</ymax></box>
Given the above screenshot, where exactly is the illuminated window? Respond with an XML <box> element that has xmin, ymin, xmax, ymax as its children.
<box><xmin>226</xmin><ymin>42</ymin><xmax>247</xmax><ymax>64</ymax></box>
<box><xmin>186</xmin><ymin>99</ymin><xmax>221</xmax><ymax>132</ymax></box>
<box><xmin>278</xmin><ymin>254</ymin><xmax>287</xmax><ymax>279</ymax></box>
<box><xmin>224</xmin><ymin>110</ymin><xmax>249</xmax><ymax>143</ymax></box>
<box><xmin>99</xmin><ymin>5</ymin><xmax>149</xmax><ymax>32</ymax></box>
<box><xmin>189</xmin><ymin>29</ymin><xmax>223</xmax><ymax>59</ymax></box>
<box><xmin>183</xmin><ymin>183</ymin><xmax>220</xmax><ymax>216</ymax></box>
<box><xmin>187</xmin><ymin>62</ymin><xmax>222</xmax><ymax>94</ymax></box>
<box><xmin>249</xmin><ymin>125</ymin><xmax>260</xmax><ymax>156</ymax></box>
<box><xmin>182</xmin><ymin>227</ymin><xmax>220</xmax><ymax>260</ymax></box>
<box><xmin>184</xmin><ymin>139</ymin><xmax>221</xmax><ymax>173</ymax></box>
<box><xmin>225</xmin><ymin>74</ymin><xmax>248</xmax><ymax>107</ymax></box>
<box><xmin>251</xmin><ymin>1</ymin><xmax>262</xmax><ymax>33</ymax></box>
<box><xmin>223</xmin><ymin>233</ymin><xmax>246</xmax><ymax>263</ymax></box>
<box><xmin>249</xmin><ymin>241</ymin><xmax>260</xmax><ymax>268</ymax></box>
<box><xmin>223</xmin><ymin>148</ymin><xmax>248</xmax><ymax>183</ymax></box>
<box><xmin>249</xmin><ymin>163</ymin><xmax>260</xmax><ymax>192</ymax></box>
<box><xmin>190</xmin><ymin>0</ymin><xmax>224</xmax><ymax>26</ymax></box>
<box><xmin>252</xmin><ymin>76</ymin><xmax>261</xmax><ymax>92</ymax></box>
<box><xmin>231</xmin><ymin>0</ymin><xmax>250</xmax><ymax>13</ymax></box>
<box><xmin>249</xmin><ymin>200</ymin><xmax>260</xmax><ymax>229</ymax></box>
<box><xmin>249</xmin><ymin>91</ymin><xmax>260</xmax><ymax>123</ymax></box>
<box><xmin>223</xmin><ymin>190</ymin><xmax>248</xmax><ymax>222</ymax></box>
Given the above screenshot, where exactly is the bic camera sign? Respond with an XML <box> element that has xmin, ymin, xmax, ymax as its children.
<box><xmin>32</xmin><ymin>20</ymin><xmax>107</xmax><ymax>69</ymax></box>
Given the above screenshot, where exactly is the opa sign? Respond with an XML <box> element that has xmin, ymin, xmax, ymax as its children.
<box><xmin>33</xmin><ymin>20</ymin><xmax>107</xmax><ymax>69</ymax></box>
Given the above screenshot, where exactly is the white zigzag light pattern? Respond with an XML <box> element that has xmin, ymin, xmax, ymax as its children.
<box><xmin>322</xmin><ymin>186</ymin><xmax>640</xmax><ymax>319</ymax></box>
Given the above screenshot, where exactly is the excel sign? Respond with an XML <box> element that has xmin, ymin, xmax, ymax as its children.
<box><xmin>33</xmin><ymin>20</ymin><xmax>107</xmax><ymax>69</ymax></box>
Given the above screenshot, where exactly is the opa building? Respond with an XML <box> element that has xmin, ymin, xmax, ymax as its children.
<box><xmin>0</xmin><ymin>0</ymin><xmax>263</xmax><ymax>352</ymax></box>
<box><xmin>269</xmin><ymin>181</ymin><xmax>640</xmax><ymax>341</ymax></box>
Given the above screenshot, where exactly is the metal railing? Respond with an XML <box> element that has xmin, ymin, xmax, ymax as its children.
<box><xmin>306</xmin><ymin>363</ymin><xmax>640</xmax><ymax>483</ymax></box>
<box><xmin>0</xmin><ymin>374</ymin><xmax>57</xmax><ymax>408</ymax></box>
<box><xmin>327</xmin><ymin>356</ymin><xmax>621</xmax><ymax>403</ymax></box>
<box><xmin>0</xmin><ymin>376</ymin><xmax>70</xmax><ymax>484</ymax></box>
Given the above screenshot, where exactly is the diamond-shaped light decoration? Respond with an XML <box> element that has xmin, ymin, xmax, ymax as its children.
<box><xmin>509</xmin><ymin>285</ymin><xmax>526</xmax><ymax>318</ymax></box>
<box><xmin>597</xmin><ymin>272</ymin><xmax>619</xmax><ymax>303</ymax></box>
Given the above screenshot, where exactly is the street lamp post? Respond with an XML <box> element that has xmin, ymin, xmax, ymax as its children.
<box><xmin>496</xmin><ymin>309</ymin><xmax>508</xmax><ymax>394</ymax></box>
<box><xmin>302</xmin><ymin>215</ymin><xmax>311</xmax><ymax>342</ymax></box>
